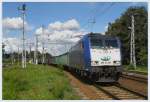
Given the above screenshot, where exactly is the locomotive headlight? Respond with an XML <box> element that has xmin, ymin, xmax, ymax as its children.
<box><xmin>91</xmin><ymin>61</ymin><xmax>95</xmax><ymax>64</ymax></box>
<box><xmin>91</xmin><ymin>61</ymin><xmax>99</xmax><ymax>65</ymax></box>
<box><xmin>113</xmin><ymin>61</ymin><xmax>120</xmax><ymax>64</ymax></box>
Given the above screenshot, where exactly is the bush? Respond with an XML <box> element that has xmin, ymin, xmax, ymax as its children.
<box><xmin>126</xmin><ymin>64</ymin><xmax>135</xmax><ymax>70</ymax></box>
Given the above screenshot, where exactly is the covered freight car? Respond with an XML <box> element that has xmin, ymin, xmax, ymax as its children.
<box><xmin>54</xmin><ymin>52</ymin><xmax>69</xmax><ymax>66</ymax></box>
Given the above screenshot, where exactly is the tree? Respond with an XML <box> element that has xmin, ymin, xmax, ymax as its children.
<box><xmin>105</xmin><ymin>6</ymin><xmax>148</xmax><ymax>65</ymax></box>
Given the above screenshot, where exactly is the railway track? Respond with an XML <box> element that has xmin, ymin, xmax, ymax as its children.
<box><xmin>94</xmin><ymin>84</ymin><xmax>147</xmax><ymax>100</ymax></box>
<box><xmin>121</xmin><ymin>72</ymin><xmax>148</xmax><ymax>83</ymax></box>
<box><xmin>65</xmin><ymin>70</ymin><xmax>147</xmax><ymax>100</ymax></box>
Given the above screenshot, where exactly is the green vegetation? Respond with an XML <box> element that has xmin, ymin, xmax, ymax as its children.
<box><xmin>123</xmin><ymin>65</ymin><xmax>148</xmax><ymax>75</ymax></box>
<box><xmin>3</xmin><ymin>64</ymin><xmax>80</xmax><ymax>100</ymax></box>
<box><xmin>106</xmin><ymin>6</ymin><xmax>148</xmax><ymax>66</ymax></box>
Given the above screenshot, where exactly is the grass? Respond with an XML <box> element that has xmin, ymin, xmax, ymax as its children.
<box><xmin>123</xmin><ymin>64</ymin><xmax>148</xmax><ymax>75</ymax></box>
<box><xmin>3</xmin><ymin>64</ymin><xmax>80</xmax><ymax>100</ymax></box>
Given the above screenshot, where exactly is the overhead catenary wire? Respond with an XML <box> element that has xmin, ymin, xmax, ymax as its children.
<box><xmin>80</xmin><ymin>3</ymin><xmax>105</xmax><ymax>29</ymax></box>
<box><xmin>43</xmin><ymin>3</ymin><xmax>116</xmax><ymax>56</ymax></box>
<box><xmin>81</xmin><ymin>3</ymin><xmax>116</xmax><ymax>32</ymax></box>
<box><xmin>36</xmin><ymin>3</ymin><xmax>116</xmax><ymax>56</ymax></box>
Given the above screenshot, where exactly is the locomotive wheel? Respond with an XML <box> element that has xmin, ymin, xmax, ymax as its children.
<box><xmin>115</xmin><ymin>72</ymin><xmax>121</xmax><ymax>81</ymax></box>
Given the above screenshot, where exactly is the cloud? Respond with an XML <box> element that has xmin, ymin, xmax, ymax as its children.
<box><xmin>62</xmin><ymin>19</ymin><xmax>80</xmax><ymax>30</ymax></box>
<box><xmin>35</xmin><ymin>19</ymin><xmax>85</xmax><ymax>40</ymax></box>
<box><xmin>3</xmin><ymin>37</ymin><xmax>21</xmax><ymax>53</ymax></box>
<box><xmin>3</xmin><ymin>19</ymin><xmax>86</xmax><ymax>55</ymax></box>
<box><xmin>48</xmin><ymin>21</ymin><xmax>62</xmax><ymax>31</ymax></box>
<box><xmin>3</xmin><ymin>17</ymin><xmax>32</xmax><ymax>31</ymax></box>
<box><xmin>35</xmin><ymin>19</ymin><xmax>86</xmax><ymax>56</ymax></box>
<box><xmin>105</xmin><ymin>25</ymin><xmax>108</xmax><ymax>30</ymax></box>
<box><xmin>3</xmin><ymin>37</ymin><xmax>36</xmax><ymax>53</ymax></box>
<box><xmin>48</xmin><ymin>19</ymin><xmax>80</xmax><ymax>31</ymax></box>
<box><xmin>3</xmin><ymin>18</ymin><xmax>86</xmax><ymax>56</ymax></box>
<box><xmin>102</xmin><ymin>24</ymin><xmax>108</xmax><ymax>35</ymax></box>
<box><xmin>35</xmin><ymin>27</ymin><xmax>50</xmax><ymax>35</ymax></box>
<box><xmin>44</xmin><ymin>29</ymin><xmax>84</xmax><ymax>56</ymax></box>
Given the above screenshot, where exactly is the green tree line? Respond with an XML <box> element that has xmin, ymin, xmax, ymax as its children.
<box><xmin>105</xmin><ymin>6</ymin><xmax>148</xmax><ymax>66</ymax></box>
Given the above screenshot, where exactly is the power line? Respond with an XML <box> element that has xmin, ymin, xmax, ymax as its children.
<box><xmin>94</xmin><ymin>3</ymin><xmax>116</xmax><ymax>20</ymax></box>
<box><xmin>88</xmin><ymin>18</ymin><xmax>96</xmax><ymax>32</ymax></box>
<box><xmin>81</xmin><ymin>3</ymin><xmax>116</xmax><ymax>32</ymax></box>
<box><xmin>81</xmin><ymin>3</ymin><xmax>106</xmax><ymax>29</ymax></box>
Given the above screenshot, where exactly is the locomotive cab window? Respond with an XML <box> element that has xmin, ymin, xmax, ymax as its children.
<box><xmin>105</xmin><ymin>39</ymin><xmax>118</xmax><ymax>48</ymax></box>
<box><xmin>90</xmin><ymin>38</ymin><xmax>103</xmax><ymax>49</ymax></box>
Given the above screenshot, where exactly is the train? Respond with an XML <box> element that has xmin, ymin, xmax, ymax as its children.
<box><xmin>49</xmin><ymin>33</ymin><xmax>123</xmax><ymax>82</ymax></box>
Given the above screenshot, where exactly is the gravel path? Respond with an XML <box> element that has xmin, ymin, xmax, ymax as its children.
<box><xmin>64</xmin><ymin>71</ymin><xmax>112</xmax><ymax>100</ymax></box>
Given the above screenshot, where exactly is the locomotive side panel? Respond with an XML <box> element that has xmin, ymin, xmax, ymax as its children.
<box><xmin>82</xmin><ymin>35</ymin><xmax>91</xmax><ymax>71</ymax></box>
<box><xmin>69</xmin><ymin>41</ymin><xmax>84</xmax><ymax>70</ymax></box>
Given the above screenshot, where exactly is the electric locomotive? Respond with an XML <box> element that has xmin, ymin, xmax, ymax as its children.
<box><xmin>52</xmin><ymin>33</ymin><xmax>122</xmax><ymax>82</ymax></box>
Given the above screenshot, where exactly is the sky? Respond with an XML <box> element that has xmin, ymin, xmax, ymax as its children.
<box><xmin>2</xmin><ymin>2</ymin><xmax>147</xmax><ymax>56</ymax></box>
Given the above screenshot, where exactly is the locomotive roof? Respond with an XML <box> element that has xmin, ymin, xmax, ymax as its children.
<box><xmin>53</xmin><ymin>33</ymin><xmax>118</xmax><ymax>57</ymax></box>
<box><xmin>87</xmin><ymin>32</ymin><xmax>116</xmax><ymax>39</ymax></box>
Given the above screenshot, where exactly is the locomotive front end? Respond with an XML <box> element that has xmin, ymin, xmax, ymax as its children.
<box><xmin>89</xmin><ymin>34</ymin><xmax>122</xmax><ymax>82</ymax></box>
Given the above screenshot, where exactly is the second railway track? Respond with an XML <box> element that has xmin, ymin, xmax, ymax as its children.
<box><xmin>121</xmin><ymin>72</ymin><xmax>148</xmax><ymax>83</ymax></box>
<box><xmin>94</xmin><ymin>84</ymin><xmax>147</xmax><ymax>100</ymax></box>
<box><xmin>65</xmin><ymin>70</ymin><xmax>147</xmax><ymax>100</ymax></box>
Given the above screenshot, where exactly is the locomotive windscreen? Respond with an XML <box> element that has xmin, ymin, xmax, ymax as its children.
<box><xmin>89</xmin><ymin>34</ymin><xmax>119</xmax><ymax>49</ymax></box>
<box><xmin>105</xmin><ymin>39</ymin><xmax>118</xmax><ymax>48</ymax></box>
<box><xmin>90</xmin><ymin>38</ymin><xmax>103</xmax><ymax>49</ymax></box>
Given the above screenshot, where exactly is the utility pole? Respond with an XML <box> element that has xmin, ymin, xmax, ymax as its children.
<box><xmin>11</xmin><ymin>52</ymin><xmax>14</xmax><ymax>65</ymax></box>
<box><xmin>18</xmin><ymin>4</ymin><xmax>27</xmax><ymax>68</ymax></box>
<box><xmin>42</xmin><ymin>42</ymin><xmax>45</xmax><ymax>64</ymax></box>
<box><xmin>18</xmin><ymin>44</ymin><xmax>20</xmax><ymax>65</ymax></box>
<box><xmin>88</xmin><ymin>18</ymin><xmax>96</xmax><ymax>32</ymax></box>
<box><xmin>26</xmin><ymin>42</ymin><xmax>34</xmax><ymax>63</ymax></box>
<box><xmin>35</xmin><ymin>34</ymin><xmax>39</xmax><ymax>64</ymax></box>
<box><xmin>29</xmin><ymin>43</ymin><xmax>33</xmax><ymax>62</ymax></box>
<box><xmin>29</xmin><ymin>43</ymin><xmax>32</xmax><ymax>62</ymax></box>
<box><xmin>130</xmin><ymin>15</ymin><xmax>136</xmax><ymax>69</ymax></box>
<box><xmin>42</xmin><ymin>25</ymin><xmax>45</xmax><ymax>64</ymax></box>
<box><xmin>2</xmin><ymin>43</ymin><xmax>5</xmax><ymax>62</ymax></box>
